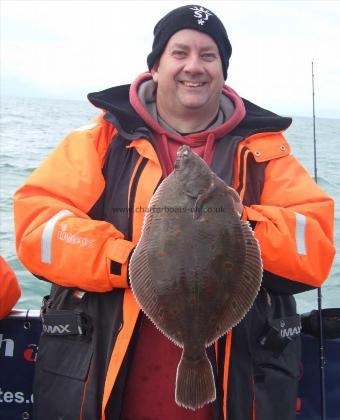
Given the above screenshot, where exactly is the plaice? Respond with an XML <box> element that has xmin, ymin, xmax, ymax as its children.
<box><xmin>129</xmin><ymin>145</ymin><xmax>262</xmax><ymax>410</ymax></box>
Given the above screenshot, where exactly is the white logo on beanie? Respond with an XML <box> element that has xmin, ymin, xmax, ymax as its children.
<box><xmin>189</xmin><ymin>6</ymin><xmax>213</xmax><ymax>25</ymax></box>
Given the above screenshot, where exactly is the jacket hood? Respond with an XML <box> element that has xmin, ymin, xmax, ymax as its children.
<box><xmin>87</xmin><ymin>81</ymin><xmax>292</xmax><ymax>138</ymax></box>
<box><xmin>128</xmin><ymin>72</ymin><xmax>246</xmax><ymax>143</ymax></box>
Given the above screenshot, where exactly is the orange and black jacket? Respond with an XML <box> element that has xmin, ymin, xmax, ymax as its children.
<box><xmin>14</xmin><ymin>84</ymin><xmax>335</xmax><ymax>420</ymax></box>
<box><xmin>0</xmin><ymin>256</ymin><xmax>21</xmax><ymax>319</ymax></box>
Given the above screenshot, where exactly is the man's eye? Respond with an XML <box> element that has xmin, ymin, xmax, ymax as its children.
<box><xmin>202</xmin><ymin>53</ymin><xmax>216</xmax><ymax>61</ymax></box>
<box><xmin>173</xmin><ymin>50</ymin><xmax>186</xmax><ymax>57</ymax></box>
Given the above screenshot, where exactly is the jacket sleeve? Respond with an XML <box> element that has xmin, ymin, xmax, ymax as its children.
<box><xmin>243</xmin><ymin>153</ymin><xmax>335</xmax><ymax>290</ymax></box>
<box><xmin>0</xmin><ymin>256</ymin><xmax>21</xmax><ymax>319</ymax></box>
<box><xmin>13</xmin><ymin>119</ymin><xmax>135</xmax><ymax>292</ymax></box>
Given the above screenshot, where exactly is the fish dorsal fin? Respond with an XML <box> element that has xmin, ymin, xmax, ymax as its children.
<box><xmin>129</xmin><ymin>174</ymin><xmax>184</xmax><ymax>347</ymax></box>
<box><xmin>206</xmin><ymin>220</ymin><xmax>262</xmax><ymax>344</ymax></box>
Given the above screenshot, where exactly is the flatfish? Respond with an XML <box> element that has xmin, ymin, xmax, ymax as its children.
<box><xmin>129</xmin><ymin>145</ymin><xmax>262</xmax><ymax>410</ymax></box>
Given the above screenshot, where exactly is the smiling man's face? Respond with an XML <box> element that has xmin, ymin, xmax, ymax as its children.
<box><xmin>152</xmin><ymin>29</ymin><xmax>224</xmax><ymax>122</ymax></box>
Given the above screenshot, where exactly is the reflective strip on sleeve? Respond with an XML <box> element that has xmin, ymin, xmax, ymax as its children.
<box><xmin>295</xmin><ymin>212</ymin><xmax>307</xmax><ymax>256</ymax></box>
<box><xmin>41</xmin><ymin>210</ymin><xmax>73</xmax><ymax>264</ymax></box>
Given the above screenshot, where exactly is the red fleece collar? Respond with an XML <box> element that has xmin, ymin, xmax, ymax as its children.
<box><xmin>129</xmin><ymin>72</ymin><xmax>245</xmax><ymax>142</ymax></box>
<box><xmin>129</xmin><ymin>72</ymin><xmax>246</xmax><ymax>176</ymax></box>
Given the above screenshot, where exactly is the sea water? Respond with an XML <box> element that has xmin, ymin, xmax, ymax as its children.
<box><xmin>1</xmin><ymin>96</ymin><xmax>339</xmax><ymax>313</ymax></box>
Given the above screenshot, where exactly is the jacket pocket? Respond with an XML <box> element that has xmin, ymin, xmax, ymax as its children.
<box><xmin>251</xmin><ymin>290</ymin><xmax>301</xmax><ymax>420</ymax></box>
<box><xmin>33</xmin><ymin>334</ymin><xmax>93</xmax><ymax>420</ymax></box>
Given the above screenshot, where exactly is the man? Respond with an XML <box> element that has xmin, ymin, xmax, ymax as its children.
<box><xmin>0</xmin><ymin>256</ymin><xmax>21</xmax><ymax>319</ymax></box>
<box><xmin>13</xmin><ymin>4</ymin><xmax>335</xmax><ymax>420</ymax></box>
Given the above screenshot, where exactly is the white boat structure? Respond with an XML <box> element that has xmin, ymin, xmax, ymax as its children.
<box><xmin>0</xmin><ymin>308</ymin><xmax>339</xmax><ymax>419</ymax></box>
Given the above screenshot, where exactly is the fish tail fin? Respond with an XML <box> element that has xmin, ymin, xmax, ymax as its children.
<box><xmin>175</xmin><ymin>351</ymin><xmax>216</xmax><ymax>410</ymax></box>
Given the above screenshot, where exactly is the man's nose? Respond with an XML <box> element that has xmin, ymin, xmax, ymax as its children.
<box><xmin>183</xmin><ymin>54</ymin><xmax>204</xmax><ymax>74</ymax></box>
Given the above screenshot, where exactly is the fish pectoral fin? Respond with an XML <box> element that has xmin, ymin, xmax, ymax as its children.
<box><xmin>193</xmin><ymin>177</ymin><xmax>217</xmax><ymax>216</ymax></box>
<box><xmin>192</xmin><ymin>198</ymin><xmax>203</xmax><ymax>220</ymax></box>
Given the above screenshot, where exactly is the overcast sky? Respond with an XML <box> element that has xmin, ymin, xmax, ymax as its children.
<box><xmin>2</xmin><ymin>0</ymin><xmax>340</xmax><ymax>118</ymax></box>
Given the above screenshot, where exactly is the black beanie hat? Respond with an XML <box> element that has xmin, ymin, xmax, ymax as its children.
<box><xmin>147</xmin><ymin>5</ymin><xmax>232</xmax><ymax>80</ymax></box>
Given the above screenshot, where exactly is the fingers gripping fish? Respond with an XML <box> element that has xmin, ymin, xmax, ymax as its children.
<box><xmin>129</xmin><ymin>145</ymin><xmax>263</xmax><ymax>410</ymax></box>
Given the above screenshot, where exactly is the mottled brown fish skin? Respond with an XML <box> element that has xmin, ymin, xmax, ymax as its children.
<box><xmin>129</xmin><ymin>145</ymin><xmax>262</xmax><ymax>410</ymax></box>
